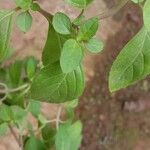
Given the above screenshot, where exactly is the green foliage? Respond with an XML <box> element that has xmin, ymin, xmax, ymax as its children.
<box><xmin>1</xmin><ymin>0</ymin><xmax>150</xmax><ymax>149</ymax></box>
<box><xmin>16</xmin><ymin>11</ymin><xmax>32</xmax><ymax>32</ymax></box>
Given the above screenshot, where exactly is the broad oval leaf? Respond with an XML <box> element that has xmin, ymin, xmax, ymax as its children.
<box><xmin>109</xmin><ymin>27</ymin><xmax>150</xmax><ymax>92</ymax></box>
<box><xmin>52</xmin><ymin>12</ymin><xmax>72</xmax><ymax>35</ymax></box>
<box><xmin>16</xmin><ymin>11</ymin><xmax>32</xmax><ymax>33</ymax></box>
<box><xmin>143</xmin><ymin>0</ymin><xmax>150</xmax><ymax>30</ymax></box>
<box><xmin>0</xmin><ymin>10</ymin><xmax>13</xmax><ymax>61</ymax></box>
<box><xmin>85</xmin><ymin>38</ymin><xmax>104</xmax><ymax>53</ymax></box>
<box><xmin>55</xmin><ymin>121</ymin><xmax>82</xmax><ymax>150</ymax></box>
<box><xmin>60</xmin><ymin>39</ymin><xmax>83</xmax><ymax>73</ymax></box>
<box><xmin>30</xmin><ymin>62</ymin><xmax>85</xmax><ymax>103</ymax></box>
<box><xmin>77</xmin><ymin>17</ymin><xmax>99</xmax><ymax>41</ymax></box>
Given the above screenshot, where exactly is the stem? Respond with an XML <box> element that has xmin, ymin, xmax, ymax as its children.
<box><xmin>56</xmin><ymin>106</ymin><xmax>62</xmax><ymax>130</ymax></box>
<box><xmin>38</xmin><ymin>7</ymin><xmax>53</xmax><ymax>22</ymax></box>
<box><xmin>90</xmin><ymin>0</ymin><xmax>129</xmax><ymax>20</ymax></box>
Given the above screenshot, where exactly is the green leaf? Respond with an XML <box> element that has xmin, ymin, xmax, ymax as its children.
<box><xmin>42</xmin><ymin>125</ymin><xmax>56</xmax><ymax>148</ymax></box>
<box><xmin>8</xmin><ymin>60</ymin><xmax>22</xmax><ymax>87</ymax></box>
<box><xmin>28</xmin><ymin>100</ymin><xmax>41</xmax><ymax>117</ymax></box>
<box><xmin>24</xmin><ymin>136</ymin><xmax>45</xmax><ymax>150</ymax></box>
<box><xmin>85</xmin><ymin>38</ymin><xmax>104</xmax><ymax>53</ymax></box>
<box><xmin>52</xmin><ymin>12</ymin><xmax>72</xmax><ymax>35</ymax></box>
<box><xmin>143</xmin><ymin>0</ymin><xmax>150</xmax><ymax>31</ymax></box>
<box><xmin>64</xmin><ymin>0</ymin><xmax>93</xmax><ymax>8</ymax></box>
<box><xmin>30</xmin><ymin>62</ymin><xmax>85</xmax><ymax>103</ymax></box>
<box><xmin>77</xmin><ymin>18</ymin><xmax>99</xmax><ymax>41</ymax></box>
<box><xmin>11</xmin><ymin>106</ymin><xmax>27</xmax><ymax>122</ymax></box>
<box><xmin>0</xmin><ymin>123</ymin><xmax>8</xmax><ymax>136</ymax></box>
<box><xmin>42</xmin><ymin>23</ymin><xmax>66</xmax><ymax>66</ymax></box>
<box><xmin>25</xmin><ymin>56</ymin><xmax>37</xmax><ymax>79</ymax></box>
<box><xmin>16</xmin><ymin>11</ymin><xmax>32</xmax><ymax>33</ymax></box>
<box><xmin>14</xmin><ymin>0</ymin><xmax>32</xmax><ymax>10</ymax></box>
<box><xmin>109</xmin><ymin>27</ymin><xmax>150</xmax><ymax>92</ymax></box>
<box><xmin>60</xmin><ymin>39</ymin><xmax>83</xmax><ymax>73</ymax></box>
<box><xmin>0</xmin><ymin>10</ymin><xmax>13</xmax><ymax>62</ymax></box>
<box><xmin>0</xmin><ymin>104</ymin><xmax>13</xmax><ymax>122</ymax></box>
<box><xmin>55</xmin><ymin>121</ymin><xmax>82</xmax><ymax>150</ymax></box>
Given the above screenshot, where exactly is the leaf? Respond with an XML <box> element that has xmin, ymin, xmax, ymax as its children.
<box><xmin>16</xmin><ymin>11</ymin><xmax>32</xmax><ymax>33</ymax></box>
<box><xmin>85</xmin><ymin>38</ymin><xmax>104</xmax><ymax>53</ymax></box>
<box><xmin>11</xmin><ymin>106</ymin><xmax>27</xmax><ymax>122</ymax></box>
<box><xmin>64</xmin><ymin>0</ymin><xmax>93</xmax><ymax>8</ymax></box>
<box><xmin>8</xmin><ymin>60</ymin><xmax>22</xmax><ymax>87</ymax></box>
<box><xmin>42</xmin><ymin>23</ymin><xmax>66</xmax><ymax>66</ymax></box>
<box><xmin>14</xmin><ymin>0</ymin><xmax>32</xmax><ymax>10</ymax></box>
<box><xmin>0</xmin><ymin>10</ymin><xmax>13</xmax><ymax>61</ymax></box>
<box><xmin>42</xmin><ymin>125</ymin><xmax>56</xmax><ymax>148</ymax></box>
<box><xmin>30</xmin><ymin>62</ymin><xmax>85</xmax><ymax>103</ymax></box>
<box><xmin>25</xmin><ymin>56</ymin><xmax>37</xmax><ymax>79</ymax></box>
<box><xmin>109</xmin><ymin>27</ymin><xmax>150</xmax><ymax>92</ymax></box>
<box><xmin>52</xmin><ymin>12</ymin><xmax>72</xmax><ymax>35</ymax></box>
<box><xmin>77</xmin><ymin>18</ymin><xmax>99</xmax><ymax>41</ymax></box>
<box><xmin>60</xmin><ymin>39</ymin><xmax>83</xmax><ymax>73</ymax></box>
<box><xmin>28</xmin><ymin>100</ymin><xmax>41</xmax><ymax>117</ymax></box>
<box><xmin>0</xmin><ymin>123</ymin><xmax>8</xmax><ymax>136</ymax></box>
<box><xmin>55</xmin><ymin>121</ymin><xmax>82</xmax><ymax>150</ymax></box>
<box><xmin>0</xmin><ymin>104</ymin><xmax>13</xmax><ymax>122</ymax></box>
<box><xmin>143</xmin><ymin>0</ymin><xmax>150</xmax><ymax>30</ymax></box>
<box><xmin>24</xmin><ymin>136</ymin><xmax>45</xmax><ymax>150</ymax></box>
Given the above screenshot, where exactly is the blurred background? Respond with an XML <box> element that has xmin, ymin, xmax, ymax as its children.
<box><xmin>1</xmin><ymin>0</ymin><xmax>150</xmax><ymax>150</ymax></box>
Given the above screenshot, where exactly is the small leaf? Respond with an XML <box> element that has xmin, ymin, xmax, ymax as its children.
<box><xmin>0</xmin><ymin>10</ymin><xmax>13</xmax><ymax>61</ymax></box>
<box><xmin>25</xmin><ymin>56</ymin><xmax>37</xmax><ymax>79</ymax></box>
<box><xmin>109</xmin><ymin>27</ymin><xmax>150</xmax><ymax>92</ymax></box>
<box><xmin>55</xmin><ymin>121</ymin><xmax>82</xmax><ymax>150</ymax></box>
<box><xmin>60</xmin><ymin>39</ymin><xmax>83</xmax><ymax>73</ymax></box>
<box><xmin>85</xmin><ymin>38</ymin><xmax>104</xmax><ymax>53</ymax></box>
<box><xmin>14</xmin><ymin>0</ymin><xmax>32</xmax><ymax>10</ymax></box>
<box><xmin>143</xmin><ymin>0</ymin><xmax>150</xmax><ymax>30</ymax></box>
<box><xmin>52</xmin><ymin>12</ymin><xmax>72</xmax><ymax>35</ymax></box>
<box><xmin>77</xmin><ymin>18</ymin><xmax>99</xmax><ymax>41</ymax></box>
<box><xmin>16</xmin><ymin>11</ymin><xmax>32</xmax><ymax>33</ymax></box>
<box><xmin>0</xmin><ymin>123</ymin><xmax>8</xmax><ymax>136</ymax></box>
<box><xmin>8</xmin><ymin>60</ymin><xmax>22</xmax><ymax>87</ymax></box>
<box><xmin>30</xmin><ymin>62</ymin><xmax>85</xmax><ymax>103</ymax></box>
<box><xmin>24</xmin><ymin>136</ymin><xmax>45</xmax><ymax>150</ymax></box>
<box><xmin>28</xmin><ymin>100</ymin><xmax>41</xmax><ymax>118</ymax></box>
